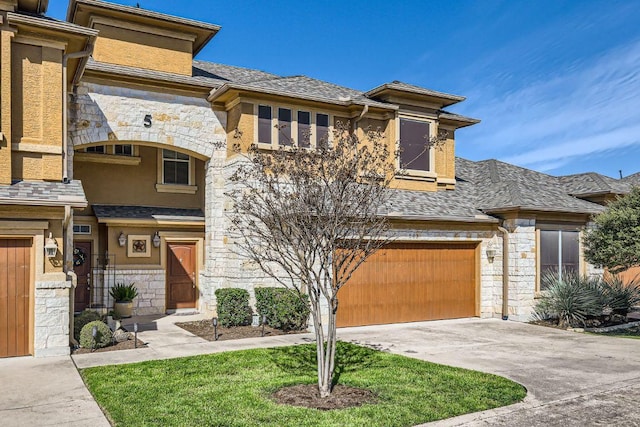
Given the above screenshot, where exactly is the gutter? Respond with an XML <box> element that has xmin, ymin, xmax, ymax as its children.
<box><xmin>497</xmin><ymin>225</ymin><xmax>509</xmax><ymax>320</ymax></box>
<box><xmin>62</xmin><ymin>37</ymin><xmax>95</xmax><ymax>183</ymax></box>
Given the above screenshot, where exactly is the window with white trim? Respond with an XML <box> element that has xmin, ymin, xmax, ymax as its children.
<box><xmin>85</xmin><ymin>145</ymin><xmax>105</xmax><ymax>154</ymax></box>
<box><xmin>73</xmin><ymin>224</ymin><xmax>91</xmax><ymax>234</ymax></box>
<box><xmin>539</xmin><ymin>230</ymin><xmax>580</xmax><ymax>289</ymax></box>
<box><xmin>162</xmin><ymin>149</ymin><xmax>190</xmax><ymax>185</ymax></box>
<box><xmin>256</xmin><ymin>104</ymin><xmax>331</xmax><ymax>148</ymax></box>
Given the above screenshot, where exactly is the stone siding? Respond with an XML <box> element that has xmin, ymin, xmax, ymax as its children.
<box><xmin>114</xmin><ymin>269</ymin><xmax>166</xmax><ymax>315</ymax></box>
<box><xmin>34</xmin><ymin>281</ymin><xmax>72</xmax><ymax>357</ymax></box>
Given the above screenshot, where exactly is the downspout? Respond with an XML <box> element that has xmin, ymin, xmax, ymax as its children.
<box><xmin>62</xmin><ymin>39</ymin><xmax>95</xmax><ymax>183</ymax></box>
<box><xmin>498</xmin><ymin>226</ymin><xmax>510</xmax><ymax>320</ymax></box>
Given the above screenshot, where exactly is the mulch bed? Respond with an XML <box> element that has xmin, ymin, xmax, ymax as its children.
<box><xmin>72</xmin><ymin>338</ymin><xmax>147</xmax><ymax>354</ymax></box>
<box><xmin>272</xmin><ymin>384</ymin><xmax>378</xmax><ymax>410</ymax></box>
<box><xmin>175</xmin><ymin>320</ymin><xmax>307</xmax><ymax>341</ymax></box>
<box><xmin>530</xmin><ymin>314</ymin><xmax>631</xmax><ymax>330</ymax></box>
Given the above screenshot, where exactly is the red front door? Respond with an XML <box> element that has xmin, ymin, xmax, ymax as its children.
<box><xmin>166</xmin><ymin>242</ymin><xmax>197</xmax><ymax>310</ymax></box>
<box><xmin>73</xmin><ymin>241</ymin><xmax>91</xmax><ymax>312</ymax></box>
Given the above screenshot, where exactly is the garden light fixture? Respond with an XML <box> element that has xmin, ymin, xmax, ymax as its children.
<box><xmin>212</xmin><ymin>317</ymin><xmax>218</xmax><ymax>341</ymax></box>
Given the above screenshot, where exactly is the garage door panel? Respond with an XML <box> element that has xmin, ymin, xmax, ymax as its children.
<box><xmin>337</xmin><ymin>243</ymin><xmax>477</xmax><ymax>327</ymax></box>
<box><xmin>1</xmin><ymin>239</ymin><xmax>31</xmax><ymax>358</ymax></box>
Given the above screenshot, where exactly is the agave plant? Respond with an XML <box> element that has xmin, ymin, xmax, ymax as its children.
<box><xmin>600</xmin><ymin>275</ymin><xmax>640</xmax><ymax>316</ymax></box>
<box><xmin>533</xmin><ymin>270</ymin><xmax>603</xmax><ymax>328</ymax></box>
<box><xmin>109</xmin><ymin>282</ymin><xmax>138</xmax><ymax>302</ymax></box>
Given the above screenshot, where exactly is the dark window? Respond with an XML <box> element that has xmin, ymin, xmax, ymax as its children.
<box><xmin>162</xmin><ymin>149</ymin><xmax>190</xmax><ymax>185</ymax></box>
<box><xmin>278</xmin><ymin>108</ymin><xmax>292</xmax><ymax>146</ymax></box>
<box><xmin>85</xmin><ymin>145</ymin><xmax>105</xmax><ymax>154</ymax></box>
<box><xmin>399</xmin><ymin>118</ymin><xmax>430</xmax><ymax>171</ymax></box>
<box><xmin>540</xmin><ymin>230</ymin><xmax>580</xmax><ymax>289</ymax></box>
<box><xmin>258</xmin><ymin>105</ymin><xmax>272</xmax><ymax>144</ymax></box>
<box><xmin>298</xmin><ymin>111</ymin><xmax>311</xmax><ymax>147</ymax></box>
<box><xmin>114</xmin><ymin>144</ymin><xmax>133</xmax><ymax>156</ymax></box>
<box><xmin>316</xmin><ymin>113</ymin><xmax>329</xmax><ymax>147</ymax></box>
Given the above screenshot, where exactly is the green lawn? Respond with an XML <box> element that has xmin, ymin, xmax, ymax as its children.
<box><xmin>81</xmin><ymin>342</ymin><xmax>525</xmax><ymax>427</ymax></box>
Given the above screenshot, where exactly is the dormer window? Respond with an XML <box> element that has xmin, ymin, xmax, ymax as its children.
<box><xmin>399</xmin><ymin>117</ymin><xmax>435</xmax><ymax>176</ymax></box>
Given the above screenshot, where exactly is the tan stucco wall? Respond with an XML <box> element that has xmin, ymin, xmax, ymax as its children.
<box><xmin>10</xmin><ymin>41</ymin><xmax>63</xmax><ymax>181</ymax></box>
<box><xmin>0</xmin><ymin>205</ymin><xmax>64</xmax><ymax>274</ymax></box>
<box><xmin>73</xmin><ymin>145</ymin><xmax>205</xmax><ymax>214</ymax></box>
<box><xmin>0</xmin><ymin>29</ymin><xmax>12</xmax><ymax>184</ymax></box>
<box><xmin>92</xmin><ymin>23</ymin><xmax>192</xmax><ymax>76</ymax></box>
<box><xmin>227</xmin><ymin>100</ymin><xmax>458</xmax><ymax>193</ymax></box>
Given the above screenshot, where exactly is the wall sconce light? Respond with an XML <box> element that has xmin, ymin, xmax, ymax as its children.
<box><xmin>118</xmin><ymin>232</ymin><xmax>126</xmax><ymax>247</ymax></box>
<box><xmin>152</xmin><ymin>231</ymin><xmax>161</xmax><ymax>248</ymax></box>
<box><xmin>44</xmin><ymin>232</ymin><xmax>58</xmax><ymax>258</ymax></box>
<box><xmin>486</xmin><ymin>246</ymin><xmax>496</xmax><ymax>263</ymax></box>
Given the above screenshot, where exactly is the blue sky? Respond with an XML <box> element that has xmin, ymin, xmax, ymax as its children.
<box><xmin>49</xmin><ymin>1</ymin><xmax>640</xmax><ymax>178</ymax></box>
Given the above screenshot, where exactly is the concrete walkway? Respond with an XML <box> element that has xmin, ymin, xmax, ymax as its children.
<box><xmin>0</xmin><ymin>356</ymin><xmax>109</xmax><ymax>427</ymax></box>
<box><xmin>4</xmin><ymin>316</ymin><xmax>640</xmax><ymax>426</ymax></box>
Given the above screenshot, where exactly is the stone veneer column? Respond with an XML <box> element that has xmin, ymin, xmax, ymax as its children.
<box><xmin>503</xmin><ymin>218</ymin><xmax>537</xmax><ymax>321</ymax></box>
<box><xmin>34</xmin><ymin>280</ymin><xmax>72</xmax><ymax>357</ymax></box>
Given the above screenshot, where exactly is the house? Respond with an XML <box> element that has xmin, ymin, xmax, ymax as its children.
<box><xmin>0</xmin><ymin>0</ymin><xmax>636</xmax><ymax>358</ymax></box>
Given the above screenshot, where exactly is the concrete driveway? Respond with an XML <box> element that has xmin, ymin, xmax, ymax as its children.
<box><xmin>3</xmin><ymin>317</ymin><xmax>639</xmax><ymax>426</ymax></box>
<box><xmin>338</xmin><ymin>318</ymin><xmax>640</xmax><ymax>426</ymax></box>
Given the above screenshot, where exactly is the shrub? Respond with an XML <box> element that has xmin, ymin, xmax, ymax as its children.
<box><xmin>601</xmin><ymin>275</ymin><xmax>640</xmax><ymax>316</ymax></box>
<box><xmin>215</xmin><ymin>288</ymin><xmax>252</xmax><ymax>327</ymax></box>
<box><xmin>80</xmin><ymin>320</ymin><xmax>113</xmax><ymax>349</ymax></box>
<box><xmin>533</xmin><ymin>271</ymin><xmax>603</xmax><ymax>328</ymax></box>
<box><xmin>74</xmin><ymin>310</ymin><xmax>102</xmax><ymax>342</ymax></box>
<box><xmin>109</xmin><ymin>283</ymin><xmax>138</xmax><ymax>302</ymax></box>
<box><xmin>255</xmin><ymin>287</ymin><xmax>310</xmax><ymax>331</ymax></box>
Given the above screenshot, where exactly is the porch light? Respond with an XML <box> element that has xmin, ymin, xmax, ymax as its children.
<box><xmin>486</xmin><ymin>246</ymin><xmax>496</xmax><ymax>263</ymax></box>
<box><xmin>118</xmin><ymin>232</ymin><xmax>126</xmax><ymax>247</ymax></box>
<box><xmin>152</xmin><ymin>231</ymin><xmax>161</xmax><ymax>248</ymax></box>
<box><xmin>44</xmin><ymin>232</ymin><xmax>58</xmax><ymax>258</ymax></box>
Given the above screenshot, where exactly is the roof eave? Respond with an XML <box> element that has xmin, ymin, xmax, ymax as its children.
<box><xmin>208</xmin><ymin>83</ymin><xmax>398</xmax><ymax>110</ymax></box>
<box><xmin>365</xmin><ymin>83</ymin><xmax>466</xmax><ymax>107</ymax></box>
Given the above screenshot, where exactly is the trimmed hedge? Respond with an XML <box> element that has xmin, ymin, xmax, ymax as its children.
<box><xmin>80</xmin><ymin>320</ymin><xmax>112</xmax><ymax>349</ymax></box>
<box><xmin>74</xmin><ymin>310</ymin><xmax>102</xmax><ymax>342</ymax></box>
<box><xmin>255</xmin><ymin>287</ymin><xmax>310</xmax><ymax>331</ymax></box>
<box><xmin>215</xmin><ymin>288</ymin><xmax>252</xmax><ymax>327</ymax></box>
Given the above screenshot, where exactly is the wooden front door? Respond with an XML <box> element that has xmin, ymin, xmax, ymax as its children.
<box><xmin>73</xmin><ymin>241</ymin><xmax>92</xmax><ymax>312</ymax></box>
<box><xmin>336</xmin><ymin>243</ymin><xmax>478</xmax><ymax>327</ymax></box>
<box><xmin>167</xmin><ymin>242</ymin><xmax>197</xmax><ymax>310</ymax></box>
<box><xmin>1</xmin><ymin>239</ymin><xmax>31</xmax><ymax>357</ymax></box>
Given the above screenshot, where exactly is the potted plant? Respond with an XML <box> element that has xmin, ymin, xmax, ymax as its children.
<box><xmin>109</xmin><ymin>283</ymin><xmax>138</xmax><ymax>318</ymax></box>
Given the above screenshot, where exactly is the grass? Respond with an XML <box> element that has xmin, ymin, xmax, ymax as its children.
<box><xmin>81</xmin><ymin>342</ymin><xmax>526</xmax><ymax>427</ymax></box>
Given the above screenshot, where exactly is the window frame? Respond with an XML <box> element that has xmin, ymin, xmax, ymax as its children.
<box><xmin>536</xmin><ymin>225</ymin><xmax>583</xmax><ymax>292</ymax></box>
<box><xmin>396</xmin><ymin>114</ymin><xmax>437</xmax><ymax>179</ymax></box>
<box><xmin>155</xmin><ymin>148</ymin><xmax>198</xmax><ymax>194</ymax></box>
<box><xmin>255</xmin><ymin>103</ymin><xmax>333</xmax><ymax>150</ymax></box>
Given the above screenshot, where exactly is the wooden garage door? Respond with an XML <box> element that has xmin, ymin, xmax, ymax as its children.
<box><xmin>0</xmin><ymin>239</ymin><xmax>31</xmax><ymax>357</ymax></box>
<box><xmin>337</xmin><ymin>243</ymin><xmax>478</xmax><ymax>327</ymax></box>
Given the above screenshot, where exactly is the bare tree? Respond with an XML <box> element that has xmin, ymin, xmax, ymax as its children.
<box><xmin>226</xmin><ymin>121</ymin><xmax>443</xmax><ymax>397</ymax></box>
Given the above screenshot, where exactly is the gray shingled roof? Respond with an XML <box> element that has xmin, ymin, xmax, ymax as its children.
<box><xmin>623</xmin><ymin>172</ymin><xmax>640</xmax><ymax>186</ymax></box>
<box><xmin>0</xmin><ymin>180</ymin><xmax>87</xmax><ymax>207</ymax></box>
<box><xmin>93</xmin><ymin>205</ymin><xmax>204</xmax><ymax>222</ymax></box>
<box><xmin>384</xmin><ymin>180</ymin><xmax>497</xmax><ymax>223</ymax></box>
<box><xmin>210</xmin><ymin>76</ymin><xmax>395</xmax><ymax>109</ymax></box>
<box><xmin>192</xmin><ymin>60</ymin><xmax>279</xmax><ymax>84</ymax></box>
<box><xmin>559</xmin><ymin>172</ymin><xmax>631</xmax><ymax>196</ymax></box>
<box><xmin>455</xmin><ymin>158</ymin><xmax>605</xmax><ymax>215</ymax></box>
